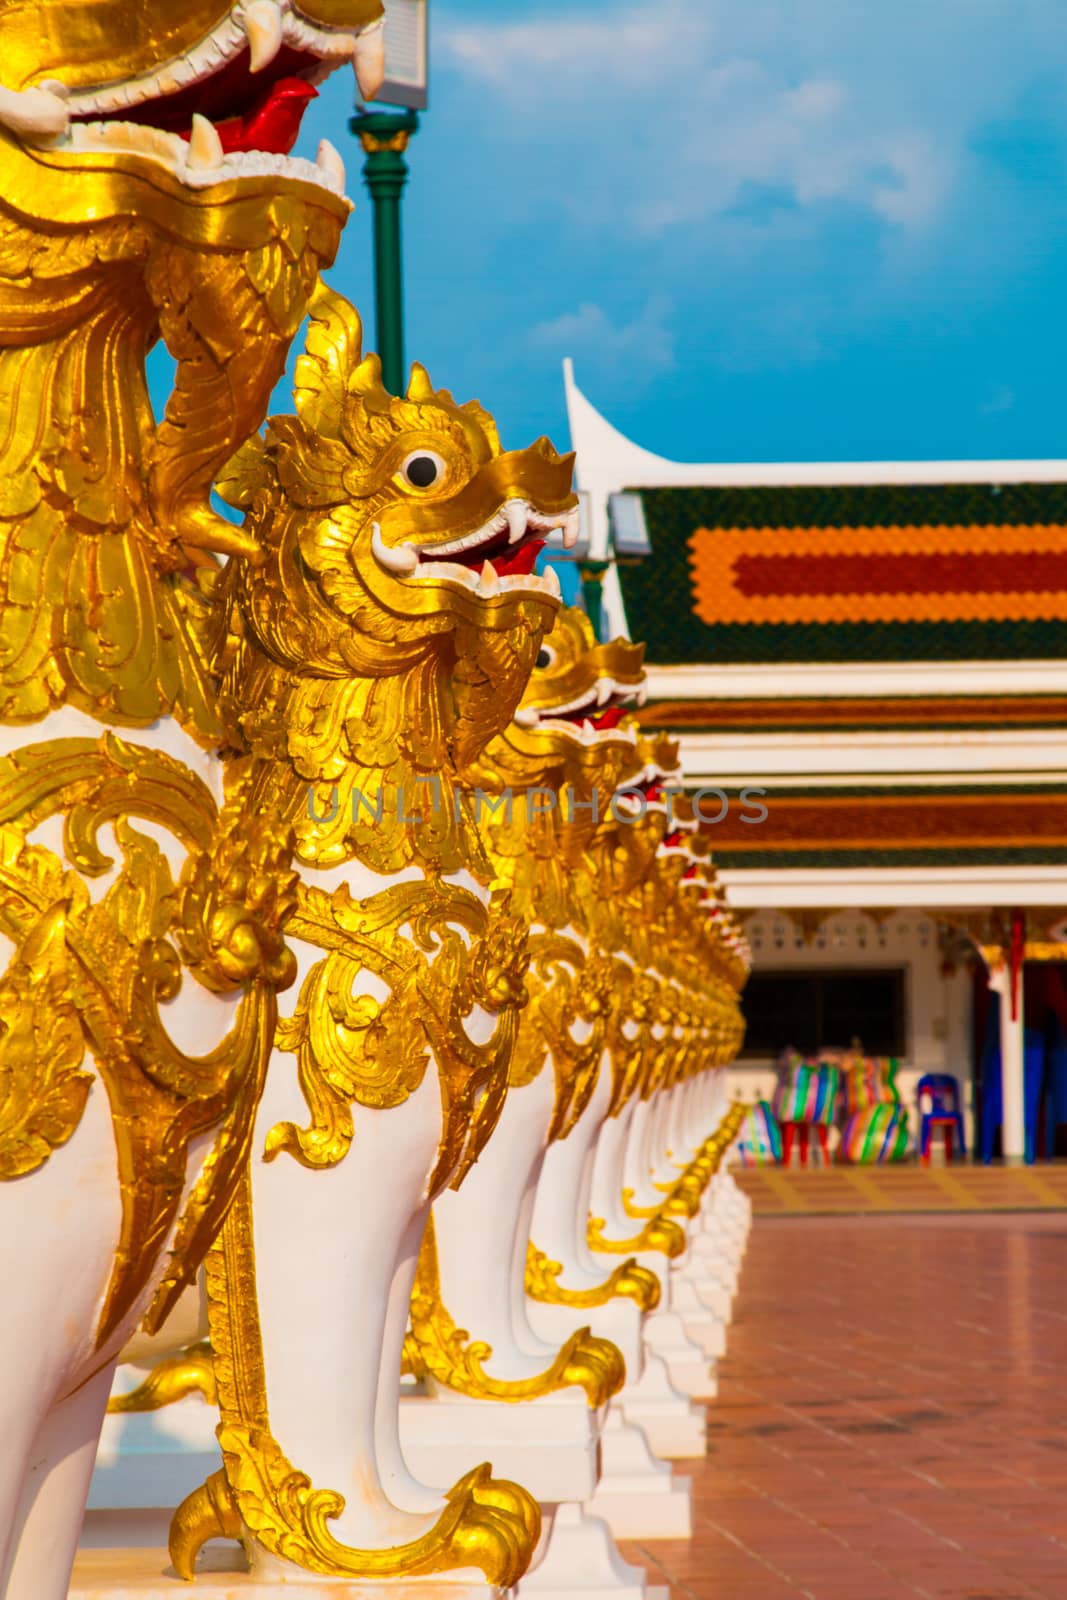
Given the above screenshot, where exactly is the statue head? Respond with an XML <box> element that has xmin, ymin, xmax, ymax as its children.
<box><xmin>0</xmin><ymin>0</ymin><xmax>384</xmax><ymax>191</ymax></box>
<box><xmin>467</xmin><ymin>607</ymin><xmax>645</xmax><ymax>794</ymax></box>
<box><xmin>214</xmin><ymin>285</ymin><xmax>575</xmax><ymax>870</ymax></box>
<box><xmin>458</xmin><ymin>607</ymin><xmax>646</xmax><ymax>919</ymax></box>
<box><xmin>0</xmin><ymin>1</ymin><xmax>393</xmax><ymax>722</ymax></box>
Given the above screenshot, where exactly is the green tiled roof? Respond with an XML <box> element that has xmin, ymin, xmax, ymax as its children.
<box><xmin>619</xmin><ymin>483</ymin><xmax>1067</xmax><ymax>664</ymax></box>
<box><xmin>713</xmin><ymin>847</ymin><xmax>1067</xmax><ymax>868</ymax></box>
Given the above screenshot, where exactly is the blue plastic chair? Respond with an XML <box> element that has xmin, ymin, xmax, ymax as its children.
<box><xmin>916</xmin><ymin>1073</ymin><xmax>966</xmax><ymax>1162</ymax></box>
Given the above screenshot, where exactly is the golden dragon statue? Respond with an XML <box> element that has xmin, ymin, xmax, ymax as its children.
<box><xmin>407</xmin><ymin>605</ymin><xmax>645</xmax><ymax>1405</ymax></box>
<box><xmin>619</xmin><ymin>824</ymin><xmax>748</xmax><ymax>1230</ymax></box>
<box><xmin>0</xmin><ymin>5</ymin><xmax>390</xmax><ymax>1597</ymax></box>
<box><xmin>164</xmin><ymin>285</ymin><xmax>581</xmax><ymax>1586</ymax></box>
<box><xmin>578</xmin><ymin>733</ymin><xmax>744</xmax><ymax>1264</ymax></box>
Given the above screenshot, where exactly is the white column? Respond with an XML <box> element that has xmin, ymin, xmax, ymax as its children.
<box><xmin>988</xmin><ymin>963</ymin><xmax>1025</xmax><ymax>1161</ymax></box>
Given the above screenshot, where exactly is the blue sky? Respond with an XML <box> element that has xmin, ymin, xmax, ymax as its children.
<box><xmin>191</xmin><ymin>0</ymin><xmax>1067</xmax><ymax>467</ymax></box>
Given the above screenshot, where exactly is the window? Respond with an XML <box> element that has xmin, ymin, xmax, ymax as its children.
<box><xmin>740</xmin><ymin>968</ymin><xmax>907</xmax><ymax>1058</ymax></box>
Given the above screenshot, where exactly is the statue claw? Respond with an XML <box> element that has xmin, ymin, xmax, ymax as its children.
<box><xmin>169</xmin><ymin>1469</ymin><xmax>243</xmax><ymax>1582</ymax></box>
<box><xmin>174</xmin><ymin>503</ymin><xmax>264</xmax><ymax>566</ymax></box>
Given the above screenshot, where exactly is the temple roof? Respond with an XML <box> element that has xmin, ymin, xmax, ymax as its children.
<box><xmin>563</xmin><ymin>357</ymin><xmax>1067</xmax><ymax>666</ymax></box>
<box><xmin>617</xmin><ymin>481</ymin><xmax>1067</xmax><ymax>665</ymax></box>
<box><xmin>564</xmin><ymin>365</ymin><xmax>1067</xmax><ymax>903</ymax></box>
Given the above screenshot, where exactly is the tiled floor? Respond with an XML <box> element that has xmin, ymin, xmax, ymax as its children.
<box><xmin>620</xmin><ymin>1212</ymin><xmax>1067</xmax><ymax>1599</ymax></box>
<box><xmin>735</xmin><ymin>1161</ymin><xmax>1067</xmax><ymax>1215</ymax></box>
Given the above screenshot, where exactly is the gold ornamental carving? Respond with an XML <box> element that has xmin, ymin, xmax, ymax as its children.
<box><xmin>587</xmin><ymin>1212</ymin><xmax>687</xmax><ymax>1261</ymax></box>
<box><xmin>212</xmin><ymin>282</ymin><xmax>573</xmax><ymax>880</ymax></box>
<box><xmin>406</xmin><ymin>1218</ymin><xmax>626</xmax><ymax>1407</ymax></box>
<box><xmin>0</xmin><ymin>10</ymin><xmax>758</xmax><ymax>1595</ymax></box>
<box><xmin>0</xmin><ymin>900</ymin><xmax>91</xmax><ymax>1181</ymax></box>
<box><xmin>0</xmin><ymin>2</ymin><xmax>379</xmax><ymax>1375</ymax></box>
<box><xmin>0</xmin><ymin>6</ymin><xmax>628</xmax><ymax>1594</ymax></box>
<box><xmin>170</xmin><ymin>287</ymin><xmax>577</xmax><ymax>1580</ymax></box>
<box><xmin>357</xmin><ymin>129</ymin><xmax>412</xmax><ymax>154</ymax></box>
<box><xmin>204</xmin><ymin>284</ymin><xmax>572</xmax><ymax>1200</ymax></box>
<box><xmin>172</xmin><ymin>1177</ymin><xmax>541</xmax><ymax>1587</ymax></box>
<box><xmin>269</xmin><ymin>881</ymin><xmax>528</xmax><ymax>1196</ymax></box>
<box><xmin>525</xmin><ymin>1243</ymin><xmax>661</xmax><ymax>1314</ymax></box>
<box><xmin>108</xmin><ymin>1343</ymin><xmax>217</xmax><ymax>1415</ymax></box>
<box><xmin>0</xmin><ymin>138</ymin><xmax>348</xmax><ymax>730</ymax></box>
<box><xmin>0</xmin><ymin>739</ymin><xmax>291</xmax><ymax>1343</ymax></box>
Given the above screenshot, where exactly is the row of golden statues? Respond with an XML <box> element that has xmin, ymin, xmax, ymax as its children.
<box><xmin>0</xmin><ymin>4</ymin><xmax>747</xmax><ymax>1594</ymax></box>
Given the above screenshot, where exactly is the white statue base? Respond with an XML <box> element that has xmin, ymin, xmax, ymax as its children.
<box><xmin>524</xmin><ymin>1299</ymin><xmax>643</xmax><ymax>1376</ymax></box>
<box><xmin>82</xmin><ymin>1402</ymin><xmax>513</xmax><ymax>1598</ymax></box>
<box><xmin>668</xmin><ymin>1273</ymin><xmax>727</xmax><ymax>1359</ymax></box>
<box><xmin>615</xmin><ymin>1355</ymin><xmax>705</xmax><ymax>1461</ymax></box>
<box><xmin>640</xmin><ymin>1312</ymin><xmax>716</xmax><ymax>1401</ymax></box>
<box><xmin>689</xmin><ymin>1274</ymin><xmax>733</xmax><ymax>1321</ymax></box>
<box><xmin>71</xmin><ymin>1542</ymin><xmax>507</xmax><ymax>1598</ymax></box>
<box><xmin>517</xmin><ymin>1506</ymin><xmax>666</xmax><ymax>1600</ymax></box>
<box><xmin>400</xmin><ymin>1398</ymin><xmax>662</xmax><ymax>1599</ymax></box>
<box><xmin>399</xmin><ymin>1392</ymin><xmax>602</xmax><ymax>1506</ymax></box>
<box><xmin>585</xmin><ymin>1411</ymin><xmax>690</xmax><ymax>1539</ymax></box>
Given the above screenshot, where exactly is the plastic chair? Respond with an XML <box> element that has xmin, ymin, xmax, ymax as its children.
<box><xmin>737</xmin><ymin>1101</ymin><xmax>782</xmax><ymax>1167</ymax></box>
<box><xmin>774</xmin><ymin>1052</ymin><xmax>840</xmax><ymax>1167</ymax></box>
<box><xmin>841</xmin><ymin>1102</ymin><xmax>910</xmax><ymax>1163</ymax></box>
<box><xmin>916</xmin><ymin>1073</ymin><xmax>966</xmax><ymax>1163</ymax></box>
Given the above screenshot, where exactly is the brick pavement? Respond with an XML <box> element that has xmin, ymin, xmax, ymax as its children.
<box><xmin>621</xmin><ymin>1213</ymin><xmax>1067</xmax><ymax>1600</ymax></box>
<box><xmin>734</xmin><ymin>1164</ymin><xmax>1067</xmax><ymax>1217</ymax></box>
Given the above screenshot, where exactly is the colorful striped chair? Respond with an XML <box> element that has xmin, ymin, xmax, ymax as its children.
<box><xmin>774</xmin><ymin>1051</ymin><xmax>841</xmax><ymax>1166</ymax></box>
<box><xmin>737</xmin><ymin>1100</ymin><xmax>783</xmax><ymax>1167</ymax></box>
<box><xmin>839</xmin><ymin>1052</ymin><xmax>910</xmax><ymax>1164</ymax></box>
<box><xmin>841</xmin><ymin>1100</ymin><xmax>910</xmax><ymax>1163</ymax></box>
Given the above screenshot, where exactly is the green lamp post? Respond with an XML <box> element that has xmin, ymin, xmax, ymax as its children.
<box><xmin>348</xmin><ymin>107</ymin><xmax>418</xmax><ymax>394</ymax></box>
<box><xmin>348</xmin><ymin>0</ymin><xmax>428</xmax><ymax>395</ymax></box>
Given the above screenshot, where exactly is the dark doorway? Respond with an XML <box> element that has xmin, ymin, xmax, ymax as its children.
<box><xmin>741</xmin><ymin>968</ymin><xmax>907</xmax><ymax>1059</ymax></box>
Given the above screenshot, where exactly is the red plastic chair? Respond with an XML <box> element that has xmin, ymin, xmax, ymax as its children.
<box><xmin>780</xmin><ymin>1121</ymin><xmax>831</xmax><ymax>1167</ymax></box>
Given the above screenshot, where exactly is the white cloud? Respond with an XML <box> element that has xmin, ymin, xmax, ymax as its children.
<box><xmin>869</xmin><ymin>134</ymin><xmax>953</xmax><ymax>227</ymax></box>
<box><xmin>528</xmin><ymin>295</ymin><xmax>676</xmax><ymax>384</ymax></box>
<box><xmin>440</xmin><ymin>0</ymin><xmax>1067</xmax><ymax>242</ymax></box>
<box><xmin>445</xmin><ymin>2</ymin><xmax>713</xmax><ymax>93</ymax></box>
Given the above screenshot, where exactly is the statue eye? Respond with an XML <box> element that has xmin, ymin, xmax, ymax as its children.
<box><xmin>400</xmin><ymin>450</ymin><xmax>447</xmax><ymax>489</ymax></box>
<box><xmin>536</xmin><ymin>648</ymin><xmax>553</xmax><ymax>669</ymax></box>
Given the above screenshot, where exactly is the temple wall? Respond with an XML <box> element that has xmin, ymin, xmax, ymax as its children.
<box><xmin>727</xmin><ymin>910</ymin><xmax>975</xmax><ymax>1149</ymax></box>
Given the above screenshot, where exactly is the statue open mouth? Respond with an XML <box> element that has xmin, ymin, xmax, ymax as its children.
<box><xmin>509</xmin><ymin>613</ymin><xmax>648</xmax><ymax>740</ymax></box>
<box><xmin>1</xmin><ymin>2</ymin><xmax>384</xmax><ymax>196</ymax></box>
<box><xmin>416</xmin><ymin>500</ymin><xmax>578</xmax><ymax>583</ymax></box>
<box><xmin>372</xmin><ymin>499</ymin><xmax>580</xmax><ymax>600</ymax></box>
<box><xmin>553</xmin><ymin>701</ymin><xmax>634</xmax><ymax>732</ymax></box>
<box><xmin>516</xmin><ymin>686</ymin><xmax>644</xmax><ymax>743</ymax></box>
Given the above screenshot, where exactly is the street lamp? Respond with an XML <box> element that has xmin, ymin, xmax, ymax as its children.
<box><xmin>349</xmin><ymin>0</ymin><xmax>428</xmax><ymax>394</ymax></box>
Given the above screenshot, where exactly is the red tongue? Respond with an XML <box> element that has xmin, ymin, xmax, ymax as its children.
<box><xmin>180</xmin><ymin>77</ymin><xmax>318</xmax><ymax>156</ymax></box>
<box><xmin>491</xmin><ymin>538</ymin><xmax>544</xmax><ymax>578</ymax></box>
<box><xmin>589</xmin><ymin>704</ymin><xmax>627</xmax><ymax>730</ymax></box>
